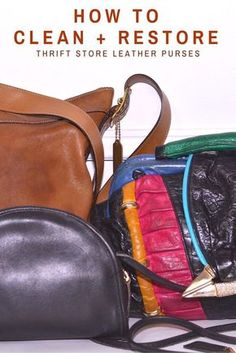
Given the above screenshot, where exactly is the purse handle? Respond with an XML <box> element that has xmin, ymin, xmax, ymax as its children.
<box><xmin>0</xmin><ymin>83</ymin><xmax>104</xmax><ymax>196</ymax></box>
<box><xmin>97</xmin><ymin>74</ymin><xmax>171</xmax><ymax>203</ymax></box>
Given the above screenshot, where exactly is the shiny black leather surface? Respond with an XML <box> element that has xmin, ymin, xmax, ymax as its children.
<box><xmin>163</xmin><ymin>174</ymin><xmax>204</xmax><ymax>277</ymax></box>
<box><xmin>189</xmin><ymin>151</ymin><xmax>236</xmax><ymax>281</ymax></box>
<box><xmin>0</xmin><ymin>207</ymin><xmax>128</xmax><ymax>340</ymax></box>
<box><xmin>164</xmin><ymin>173</ymin><xmax>236</xmax><ymax>319</ymax></box>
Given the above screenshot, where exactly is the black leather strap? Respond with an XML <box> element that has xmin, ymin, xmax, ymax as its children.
<box><xmin>95</xmin><ymin>318</ymin><xmax>236</xmax><ymax>353</ymax></box>
<box><xmin>117</xmin><ymin>253</ymin><xmax>186</xmax><ymax>292</ymax></box>
<box><xmin>102</xmin><ymin>254</ymin><xmax>236</xmax><ymax>352</ymax></box>
<box><xmin>184</xmin><ymin>341</ymin><xmax>232</xmax><ymax>353</ymax></box>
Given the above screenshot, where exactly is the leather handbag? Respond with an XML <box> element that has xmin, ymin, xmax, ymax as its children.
<box><xmin>0</xmin><ymin>74</ymin><xmax>171</xmax><ymax>220</ymax></box>
<box><xmin>0</xmin><ymin>84</ymin><xmax>113</xmax><ymax>220</ymax></box>
<box><xmin>1</xmin><ymin>206</ymin><xmax>236</xmax><ymax>353</ymax></box>
<box><xmin>92</xmin><ymin>133</ymin><xmax>236</xmax><ymax>321</ymax></box>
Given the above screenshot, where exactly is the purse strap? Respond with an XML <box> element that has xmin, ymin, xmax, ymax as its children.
<box><xmin>95</xmin><ymin>318</ymin><xmax>236</xmax><ymax>353</ymax></box>
<box><xmin>0</xmin><ymin>83</ymin><xmax>104</xmax><ymax>196</ymax></box>
<box><xmin>117</xmin><ymin>253</ymin><xmax>186</xmax><ymax>292</ymax></box>
<box><xmin>97</xmin><ymin>74</ymin><xmax>171</xmax><ymax>203</ymax></box>
<box><xmin>113</xmin><ymin>254</ymin><xmax>236</xmax><ymax>351</ymax></box>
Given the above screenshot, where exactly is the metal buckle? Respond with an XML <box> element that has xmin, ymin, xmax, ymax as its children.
<box><xmin>110</xmin><ymin>87</ymin><xmax>130</xmax><ymax>128</ymax></box>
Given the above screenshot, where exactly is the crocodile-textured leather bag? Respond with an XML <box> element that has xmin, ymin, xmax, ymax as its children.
<box><xmin>92</xmin><ymin>133</ymin><xmax>236</xmax><ymax>321</ymax></box>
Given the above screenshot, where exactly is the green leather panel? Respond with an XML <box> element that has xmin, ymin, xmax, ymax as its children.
<box><xmin>156</xmin><ymin>132</ymin><xmax>236</xmax><ymax>158</ymax></box>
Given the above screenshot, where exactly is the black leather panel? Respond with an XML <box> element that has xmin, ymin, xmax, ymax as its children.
<box><xmin>163</xmin><ymin>173</ymin><xmax>204</xmax><ymax>277</ymax></box>
<box><xmin>189</xmin><ymin>151</ymin><xmax>236</xmax><ymax>281</ymax></box>
<box><xmin>0</xmin><ymin>207</ymin><xmax>127</xmax><ymax>340</ymax></box>
<box><xmin>163</xmin><ymin>160</ymin><xmax>236</xmax><ymax>320</ymax></box>
<box><xmin>199</xmin><ymin>295</ymin><xmax>236</xmax><ymax>319</ymax></box>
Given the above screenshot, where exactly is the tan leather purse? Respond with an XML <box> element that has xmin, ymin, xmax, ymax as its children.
<box><xmin>0</xmin><ymin>85</ymin><xmax>113</xmax><ymax>219</ymax></box>
<box><xmin>0</xmin><ymin>74</ymin><xmax>171</xmax><ymax>220</ymax></box>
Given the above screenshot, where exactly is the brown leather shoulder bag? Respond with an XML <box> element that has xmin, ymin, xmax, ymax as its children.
<box><xmin>0</xmin><ymin>84</ymin><xmax>113</xmax><ymax>219</ymax></box>
<box><xmin>0</xmin><ymin>74</ymin><xmax>171</xmax><ymax>219</ymax></box>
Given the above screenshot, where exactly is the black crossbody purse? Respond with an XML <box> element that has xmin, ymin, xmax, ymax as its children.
<box><xmin>0</xmin><ymin>206</ymin><xmax>236</xmax><ymax>353</ymax></box>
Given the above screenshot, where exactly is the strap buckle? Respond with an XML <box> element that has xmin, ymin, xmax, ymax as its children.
<box><xmin>110</xmin><ymin>87</ymin><xmax>130</xmax><ymax>128</ymax></box>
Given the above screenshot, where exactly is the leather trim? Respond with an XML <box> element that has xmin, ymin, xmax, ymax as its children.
<box><xmin>123</xmin><ymin>182</ymin><xmax>160</xmax><ymax>315</ymax></box>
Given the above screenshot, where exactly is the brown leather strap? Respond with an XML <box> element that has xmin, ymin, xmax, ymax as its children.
<box><xmin>0</xmin><ymin>84</ymin><xmax>104</xmax><ymax>195</ymax></box>
<box><xmin>97</xmin><ymin>74</ymin><xmax>171</xmax><ymax>203</ymax></box>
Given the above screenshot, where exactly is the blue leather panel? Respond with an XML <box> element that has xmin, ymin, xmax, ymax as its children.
<box><xmin>110</xmin><ymin>155</ymin><xmax>187</xmax><ymax>196</ymax></box>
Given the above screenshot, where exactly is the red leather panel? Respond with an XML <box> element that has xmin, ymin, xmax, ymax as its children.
<box><xmin>135</xmin><ymin>175</ymin><xmax>206</xmax><ymax>320</ymax></box>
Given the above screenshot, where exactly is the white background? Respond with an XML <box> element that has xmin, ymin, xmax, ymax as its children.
<box><xmin>0</xmin><ymin>0</ymin><xmax>236</xmax><ymax>352</ymax></box>
<box><xmin>0</xmin><ymin>0</ymin><xmax>235</xmax><ymax>180</ymax></box>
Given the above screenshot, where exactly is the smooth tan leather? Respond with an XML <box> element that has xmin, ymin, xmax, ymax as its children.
<box><xmin>0</xmin><ymin>85</ymin><xmax>113</xmax><ymax>220</ymax></box>
<box><xmin>67</xmin><ymin>87</ymin><xmax>114</xmax><ymax>130</ymax></box>
<box><xmin>97</xmin><ymin>74</ymin><xmax>171</xmax><ymax>203</ymax></box>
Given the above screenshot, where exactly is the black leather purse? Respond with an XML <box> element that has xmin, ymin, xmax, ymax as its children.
<box><xmin>1</xmin><ymin>206</ymin><xmax>236</xmax><ymax>352</ymax></box>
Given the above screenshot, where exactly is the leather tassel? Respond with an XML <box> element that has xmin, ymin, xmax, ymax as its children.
<box><xmin>113</xmin><ymin>122</ymin><xmax>123</xmax><ymax>172</ymax></box>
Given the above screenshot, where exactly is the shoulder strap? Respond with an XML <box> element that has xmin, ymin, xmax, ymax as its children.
<box><xmin>97</xmin><ymin>74</ymin><xmax>171</xmax><ymax>203</ymax></box>
<box><xmin>0</xmin><ymin>83</ymin><xmax>104</xmax><ymax>196</ymax></box>
<box><xmin>95</xmin><ymin>318</ymin><xmax>236</xmax><ymax>352</ymax></box>
<box><xmin>95</xmin><ymin>252</ymin><xmax>236</xmax><ymax>352</ymax></box>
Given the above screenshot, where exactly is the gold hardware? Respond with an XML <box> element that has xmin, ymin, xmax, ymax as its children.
<box><xmin>123</xmin><ymin>269</ymin><xmax>131</xmax><ymax>314</ymax></box>
<box><xmin>110</xmin><ymin>87</ymin><xmax>130</xmax><ymax>128</ymax></box>
<box><xmin>121</xmin><ymin>200</ymin><xmax>138</xmax><ymax>210</ymax></box>
<box><xmin>182</xmin><ymin>265</ymin><xmax>216</xmax><ymax>298</ymax></box>
<box><xmin>183</xmin><ymin>265</ymin><xmax>236</xmax><ymax>298</ymax></box>
<box><xmin>145</xmin><ymin>308</ymin><xmax>163</xmax><ymax>317</ymax></box>
<box><xmin>123</xmin><ymin>269</ymin><xmax>131</xmax><ymax>285</ymax></box>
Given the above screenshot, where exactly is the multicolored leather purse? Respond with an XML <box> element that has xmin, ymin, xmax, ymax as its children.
<box><xmin>92</xmin><ymin>132</ymin><xmax>236</xmax><ymax>320</ymax></box>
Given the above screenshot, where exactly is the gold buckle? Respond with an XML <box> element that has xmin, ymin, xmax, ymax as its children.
<box><xmin>110</xmin><ymin>87</ymin><xmax>130</xmax><ymax>128</ymax></box>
